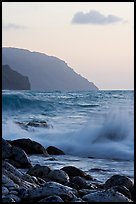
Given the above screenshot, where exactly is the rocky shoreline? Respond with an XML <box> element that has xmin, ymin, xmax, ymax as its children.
<box><xmin>2</xmin><ymin>138</ymin><xmax>134</xmax><ymax>202</ymax></box>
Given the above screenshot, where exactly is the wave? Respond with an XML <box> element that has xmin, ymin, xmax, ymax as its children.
<box><xmin>2</xmin><ymin>91</ymin><xmax>100</xmax><ymax>115</ymax></box>
<box><xmin>2</xmin><ymin>92</ymin><xmax>55</xmax><ymax>113</ymax></box>
<box><xmin>2</xmin><ymin>110</ymin><xmax>134</xmax><ymax>161</ymax></box>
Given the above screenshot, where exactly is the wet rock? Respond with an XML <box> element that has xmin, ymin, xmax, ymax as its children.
<box><xmin>61</xmin><ymin>166</ymin><xmax>93</xmax><ymax>180</ymax></box>
<box><xmin>90</xmin><ymin>168</ymin><xmax>107</xmax><ymax>172</ymax></box>
<box><xmin>2</xmin><ymin>138</ymin><xmax>12</xmax><ymax>159</ymax></box>
<box><xmin>3</xmin><ymin>169</ymin><xmax>22</xmax><ymax>186</ymax></box>
<box><xmin>48</xmin><ymin>169</ymin><xmax>69</xmax><ymax>184</ymax></box>
<box><xmin>71</xmin><ymin>176</ymin><xmax>88</xmax><ymax>189</ymax></box>
<box><xmin>2</xmin><ymin>186</ymin><xmax>9</xmax><ymax>195</ymax></box>
<box><xmin>2</xmin><ymin>138</ymin><xmax>32</xmax><ymax>168</ymax></box>
<box><xmin>111</xmin><ymin>185</ymin><xmax>132</xmax><ymax>200</ymax></box>
<box><xmin>78</xmin><ymin>189</ymin><xmax>98</xmax><ymax>197</ymax></box>
<box><xmin>23</xmin><ymin>181</ymin><xmax>78</xmax><ymax>202</ymax></box>
<box><xmin>65</xmin><ymin>181</ymin><xmax>80</xmax><ymax>190</ymax></box>
<box><xmin>27</xmin><ymin>164</ymin><xmax>51</xmax><ymax>180</ymax></box>
<box><xmin>8</xmin><ymin>185</ymin><xmax>20</xmax><ymax>191</ymax></box>
<box><xmin>4</xmin><ymin>194</ymin><xmax>21</xmax><ymax>202</ymax></box>
<box><xmin>130</xmin><ymin>185</ymin><xmax>134</xmax><ymax>201</ymax></box>
<box><xmin>36</xmin><ymin>177</ymin><xmax>47</xmax><ymax>185</ymax></box>
<box><xmin>72</xmin><ymin>198</ymin><xmax>84</xmax><ymax>202</ymax></box>
<box><xmin>11</xmin><ymin>146</ymin><xmax>32</xmax><ymax>168</ymax></box>
<box><xmin>27</xmin><ymin>120</ymin><xmax>49</xmax><ymax>128</ymax></box>
<box><xmin>22</xmin><ymin>180</ymin><xmax>38</xmax><ymax>189</ymax></box>
<box><xmin>2</xmin><ymin>161</ymin><xmax>23</xmax><ymax>178</ymax></box>
<box><xmin>93</xmin><ymin>182</ymin><xmax>104</xmax><ymax>189</ymax></box>
<box><xmin>15</xmin><ymin>120</ymin><xmax>50</xmax><ymax>130</ymax></box>
<box><xmin>9</xmin><ymin>190</ymin><xmax>18</xmax><ymax>195</ymax></box>
<box><xmin>9</xmin><ymin>138</ymin><xmax>49</xmax><ymax>156</ymax></box>
<box><xmin>104</xmin><ymin>175</ymin><xmax>134</xmax><ymax>191</ymax></box>
<box><xmin>2</xmin><ymin>174</ymin><xmax>10</xmax><ymax>184</ymax></box>
<box><xmin>21</xmin><ymin>174</ymin><xmax>39</xmax><ymax>186</ymax></box>
<box><xmin>38</xmin><ymin>195</ymin><xmax>64</xmax><ymax>202</ymax></box>
<box><xmin>82</xmin><ymin>188</ymin><xmax>132</xmax><ymax>202</ymax></box>
<box><xmin>4</xmin><ymin>180</ymin><xmax>16</xmax><ymax>188</ymax></box>
<box><xmin>2</xmin><ymin>197</ymin><xmax>15</xmax><ymax>202</ymax></box>
<box><xmin>46</xmin><ymin>146</ymin><xmax>65</xmax><ymax>155</ymax></box>
<box><xmin>47</xmin><ymin>157</ymin><xmax>58</xmax><ymax>161</ymax></box>
<box><xmin>18</xmin><ymin>188</ymin><xmax>28</xmax><ymax>199</ymax></box>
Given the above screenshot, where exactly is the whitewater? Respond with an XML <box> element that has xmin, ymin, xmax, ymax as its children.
<box><xmin>2</xmin><ymin>90</ymin><xmax>134</xmax><ymax>182</ymax></box>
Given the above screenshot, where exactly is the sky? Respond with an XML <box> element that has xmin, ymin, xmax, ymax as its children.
<box><xmin>2</xmin><ymin>2</ymin><xmax>134</xmax><ymax>90</ymax></box>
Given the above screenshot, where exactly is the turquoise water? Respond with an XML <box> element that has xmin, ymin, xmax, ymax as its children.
<box><xmin>2</xmin><ymin>90</ymin><xmax>134</xmax><ymax>182</ymax></box>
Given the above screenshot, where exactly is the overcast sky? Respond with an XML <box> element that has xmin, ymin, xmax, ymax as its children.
<box><xmin>2</xmin><ymin>2</ymin><xmax>134</xmax><ymax>90</ymax></box>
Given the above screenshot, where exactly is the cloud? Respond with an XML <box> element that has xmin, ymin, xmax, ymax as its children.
<box><xmin>2</xmin><ymin>23</ymin><xmax>27</xmax><ymax>30</ymax></box>
<box><xmin>72</xmin><ymin>10</ymin><xmax>124</xmax><ymax>25</ymax></box>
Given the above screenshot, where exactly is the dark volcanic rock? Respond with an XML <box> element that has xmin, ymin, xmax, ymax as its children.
<box><xmin>2</xmin><ymin>161</ymin><xmax>23</xmax><ymax>178</ymax></box>
<box><xmin>71</xmin><ymin>176</ymin><xmax>89</xmax><ymax>189</ymax></box>
<box><xmin>2</xmin><ymin>139</ymin><xmax>32</xmax><ymax>168</ymax></box>
<box><xmin>2</xmin><ymin>197</ymin><xmax>15</xmax><ymax>202</ymax></box>
<box><xmin>2</xmin><ymin>138</ymin><xmax>12</xmax><ymax>159</ymax></box>
<box><xmin>23</xmin><ymin>181</ymin><xmax>78</xmax><ymax>202</ymax></box>
<box><xmin>46</xmin><ymin>146</ymin><xmax>65</xmax><ymax>155</ymax></box>
<box><xmin>82</xmin><ymin>188</ymin><xmax>132</xmax><ymax>202</ymax></box>
<box><xmin>11</xmin><ymin>146</ymin><xmax>32</xmax><ymax>168</ymax></box>
<box><xmin>15</xmin><ymin>120</ymin><xmax>50</xmax><ymax>130</ymax></box>
<box><xmin>2</xmin><ymin>64</ymin><xmax>30</xmax><ymax>90</ymax></box>
<box><xmin>61</xmin><ymin>166</ymin><xmax>93</xmax><ymax>180</ymax></box>
<box><xmin>130</xmin><ymin>185</ymin><xmax>134</xmax><ymax>201</ymax></box>
<box><xmin>38</xmin><ymin>195</ymin><xmax>64</xmax><ymax>202</ymax></box>
<box><xmin>104</xmin><ymin>175</ymin><xmax>134</xmax><ymax>191</ymax></box>
<box><xmin>48</xmin><ymin>169</ymin><xmax>69</xmax><ymax>184</ymax></box>
<box><xmin>27</xmin><ymin>164</ymin><xmax>51</xmax><ymax>180</ymax></box>
<box><xmin>110</xmin><ymin>186</ymin><xmax>132</xmax><ymax>200</ymax></box>
<box><xmin>9</xmin><ymin>138</ymin><xmax>49</xmax><ymax>156</ymax></box>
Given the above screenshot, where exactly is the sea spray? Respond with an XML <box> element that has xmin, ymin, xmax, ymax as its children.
<box><xmin>2</xmin><ymin>109</ymin><xmax>133</xmax><ymax>161</ymax></box>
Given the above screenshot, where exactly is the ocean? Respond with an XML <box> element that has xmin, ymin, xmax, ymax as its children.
<box><xmin>2</xmin><ymin>90</ymin><xmax>134</xmax><ymax>183</ymax></box>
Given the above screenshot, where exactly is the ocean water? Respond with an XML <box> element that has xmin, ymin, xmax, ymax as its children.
<box><xmin>2</xmin><ymin>90</ymin><xmax>134</xmax><ymax>182</ymax></box>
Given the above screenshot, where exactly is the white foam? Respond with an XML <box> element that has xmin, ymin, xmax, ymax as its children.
<box><xmin>2</xmin><ymin>110</ymin><xmax>134</xmax><ymax>161</ymax></box>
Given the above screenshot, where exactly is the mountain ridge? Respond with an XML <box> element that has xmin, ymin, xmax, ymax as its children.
<box><xmin>2</xmin><ymin>64</ymin><xmax>31</xmax><ymax>90</ymax></box>
<box><xmin>2</xmin><ymin>47</ymin><xmax>98</xmax><ymax>91</ymax></box>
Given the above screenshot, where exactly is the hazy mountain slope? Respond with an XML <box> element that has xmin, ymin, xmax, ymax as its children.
<box><xmin>2</xmin><ymin>47</ymin><xmax>98</xmax><ymax>91</ymax></box>
<box><xmin>2</xmin><ymin>64</ymin><xmax>31</xmax><ymax>90</ymax></box>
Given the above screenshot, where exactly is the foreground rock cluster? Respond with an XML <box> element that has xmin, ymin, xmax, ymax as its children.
<box><xmin>2</xmin><ymin>138</ymin><xmax>134</xmax><ymax>202</ymax></box>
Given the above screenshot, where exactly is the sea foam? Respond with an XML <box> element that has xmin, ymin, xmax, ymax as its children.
<box><xmin>3</xmin><ymin>109</ymin><xmax>134</xmax><ymax>161</ymax></box>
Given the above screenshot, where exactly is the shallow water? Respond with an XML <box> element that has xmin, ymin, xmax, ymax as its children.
<box><xmin>28</xmin><ymin>154</ymin><xmax>134</xmax><ymax>183</ymax></box>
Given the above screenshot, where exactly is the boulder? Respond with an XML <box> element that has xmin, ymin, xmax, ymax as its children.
<box><xmin>2</xmin><ymin>161</ymin><xmax>23</xmax><ymax>178</ymax></box>
<box><xmin>82</xmin><ymin>188</ymin><xmax>132</xmax><ymax>202</ymax></box>
<box><xmin>110</xmin><ymin>185</ymin><xmax>132</xmax><ymax>200</ymax></box>
<box><xmin>2</xmin><ymin>138</ymin><xmax>32</xmax><ymax>168</ymax></box>
<box><xmin>78</xmin><ymin>189</ymin><xmax>97</xmax><ymax>197</ymax></box>
<box><xmin>71</xmin><ymin>176</ymin><xmax>88</xmax><ymax>189</ymax></box>
<box><xmin>61</xmin><ymin>166</ymin><xmax>93</xmax><ymax>180</ymax></box>
<box><xmin>11</xmin><ymin>146</ymin><xmax>32</xmax><ymax>168</ymax></box>
<box><xmin>2</xmin><ymin>138</ymin><xmax>12</xmax><ymax>159</ymax></box>
<box><xmin>27</xmin><ymin>164</ymin><xmax>51</xmax><ymax>180</ymax></box>
<box><xmin>3</xmin><ymin>169</ymin><xmax>22</xmax><ymax>186</ymax></box>
<box><xmin>46</xmin><ymin>146</ymin><xmax>65</xmax><ymax>155</ymax></box>
<box><xmin>38</xmin><ymin>195</ymin><xmax>64</xmax><ymax>202</ymax></box>
<box><xmin>15</xmin><ymin>120</ymin><xmax>50</xmax><ymax>130</ymax></box>
<box><xmin>130</xmin><ymin>185</ymin><xmax>134</xmax><ymax>201</ymax></box>
<box><xmin>3</xmin><ymin>194</ymin><xmax>21</xmax><ymax>202</ymax></box>
<box><xmin>2</xmin><ymin>187</ymin><xmax>9</xmax><ymax>195</ymax></box>
<box><xmin>2</xmin><ymin>197</ymin><xmax>15</xmax><ymax>202</ymax></box>
<box><xmin>23</xmin><ymin>181</ymin><xmax>78</xmax><ymax>202</ymax></box>
<box><xmin>48</xmin><ymin>169</ymin><xmax>69</xmax><ymax>184</ymax></box>
<box><xmin>9</xmin><ymin>138</ymin><xmax>49</xmax><ymax>156</ymax></box>
<box><xmin>104</xmin><ymin>175</ymin><xmax>134</xmax><ymax>191</ymax></box>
